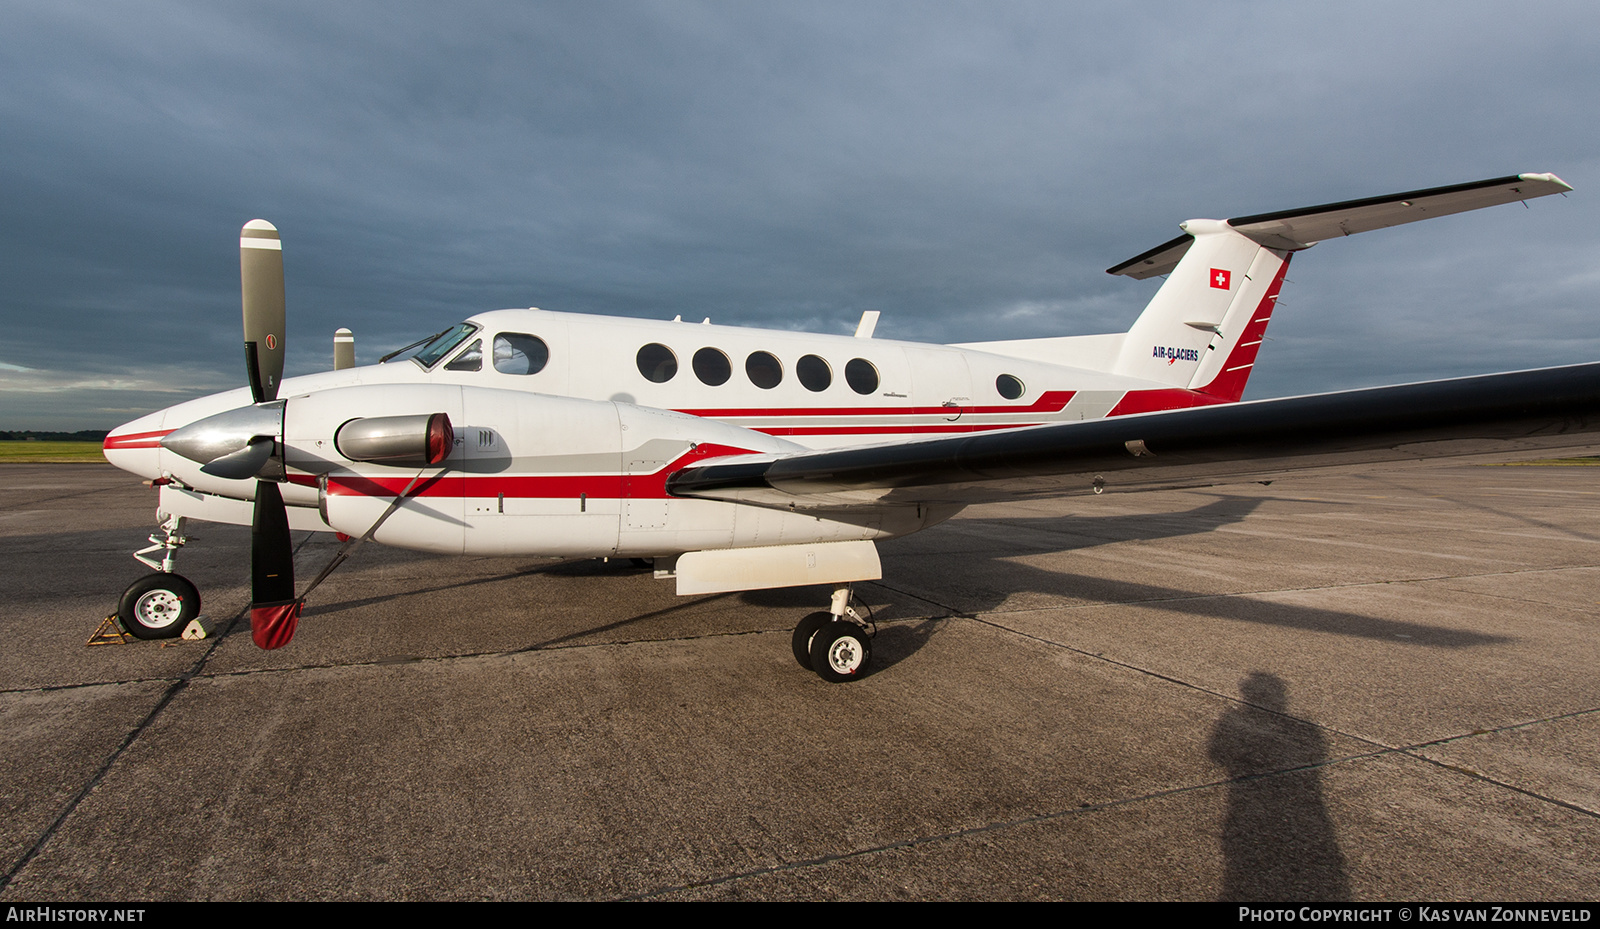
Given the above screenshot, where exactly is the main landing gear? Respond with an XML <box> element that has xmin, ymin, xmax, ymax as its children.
<box><xmin>117</xmin><ymin>514</ymin><xmax>200</xmax><ymax>640</ymax></box>
<box><xmin>791</xmin><ymin>585</ymin><xmax>874</xmax><ymax>683</ymax></box>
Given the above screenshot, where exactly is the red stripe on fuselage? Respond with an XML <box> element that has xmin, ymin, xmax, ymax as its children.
<box><xmin>676</xmin><ymin>390</ymin><xmax>1076</xmax><ymax>419</ymax></box>
<box><xmin>319</xmin><ymin>442</ymin><xmax>759</xmax><ymax>500</ymax></box>
<box><xmin>1104</xmin><ymin>388</ymin><xmax>1231</xmax><ymax>417</ymax></box>
<box><xmin>103</xmin><ymin>429</ymin><xmax>172</xmax><ymax>450</ymax></box>
<box><xmin>756</xmin><ymin>422</ymin><xmax>1039</xmax><ymax>436</ymax></box>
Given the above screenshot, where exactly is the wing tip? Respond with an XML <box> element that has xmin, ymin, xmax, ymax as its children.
<box><xmin>1518</xmin><ymin>172</ymin><xmax>1573</xmax><ymax>192</ymax></box>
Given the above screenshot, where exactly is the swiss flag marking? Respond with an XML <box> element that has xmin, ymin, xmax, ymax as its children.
<box><xmin>1210</xmin><ymin>268</ymin><xmax>1231</xmax><ymax>290</ymax></box>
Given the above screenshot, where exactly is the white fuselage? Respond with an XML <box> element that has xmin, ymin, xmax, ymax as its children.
<box><xmin>399</xmin><ymin>308</ymin><xmax>1170</xmax><ymax>443</ymax></box>
<box><xmin>103</xmin><ymin>307</ymin><xmax>1220</xmax><ymax>560</ymax></box>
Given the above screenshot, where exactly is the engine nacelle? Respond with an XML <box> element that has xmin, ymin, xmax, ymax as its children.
<box><xmin>334</xmin><ymin>412</ymin><xmax>454</xmax><ymax>466</ymax></box>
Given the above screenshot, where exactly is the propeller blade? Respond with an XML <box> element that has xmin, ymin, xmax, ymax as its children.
<box><xmin>250</xmin><ymin>480</ymin><xmax>301</xmax><ymax>649</ymax></box>
<box><xmin>241</xmin><ymin>219</ymin><xmax>286</xmax><ymax>404</ymax></box>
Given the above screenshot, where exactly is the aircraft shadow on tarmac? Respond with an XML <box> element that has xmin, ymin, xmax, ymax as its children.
<box><xmin>156</xmin><ymin>491</ymin><xmax>1509</xmax><ymax>679</ymax></box>
<box><xmin>850</xmin><ymin>493</ymin><xmax>1510</xmax><ymax>676</ymax></box>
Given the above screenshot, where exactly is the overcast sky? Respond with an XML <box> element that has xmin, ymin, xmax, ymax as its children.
<box><xmin>3</xmin><ymin>1</ymin><xmax>1596</xmax><ymax>430</ymax></box>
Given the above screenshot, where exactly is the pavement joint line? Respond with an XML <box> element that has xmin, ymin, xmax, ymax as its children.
<box><xmin>623</xmin><ymin>748</ymin><xmax>1397</xmax><ymax>901</ymax></box>
<box><xmin>1209</xmin><ymin>529</ymin><xmax>1490</xmax><ymax>563</ymax></box>
<box><xmin>631</xmin><ymin>700</ymin><xmax>1600</xmax><ymax>900</ymax></box>
<box><xmin>4</xmin><ymin>616</ymin><xmax>957</xmax><ymax>696</ymax></box>
<box><xmin>971</xmin><ymin>606</ymin><xmax>1598</xmax><ymax>748</ymax></box>
<box><xmin>0</xmin><ymin>483</ymin><xmax>134</xmax><ymax>510</ymax></box>
<box><xmin>624</xmin><ymin>711</ymin><xmax>1600</xmax><ymax>899</ymax></box>
<box><xmin>936</xmin><ymin>561</ymin><xmax>1600</xmax><ymax>619</ymax></box>
<box><xmin>865</xmin><ymin>579</ymin><xmax>962</xmax><ymax>615</ymax></box>
<box><xmin>0</xmin><ymin>602</ymin><xmax>246</xmax><ymax>895</ymax></box>
<box><xmin>1393</xmin><ymin>707</ymin><xmax>1600</xmax><ymax>820</ymax></box>
<box><xmin>943</xmin><ymin>602</ymin><xmax>1600</xmax><ymax>822</ymax></box>
<box><xmin>1425</xmin><ymin>584</ymin><xmax>1600</xmax><ymax>614</ymax></box>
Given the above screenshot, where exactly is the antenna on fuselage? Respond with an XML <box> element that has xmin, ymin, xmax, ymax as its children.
<box><xmin>854</xmin><ymin>310</ymin><xmax>880</xmax><ymax>339</ymax></box>
<box><xmin>334</xmin><ymin>328</ymin><xmax>354</xmax><ymax>370</ymax></box>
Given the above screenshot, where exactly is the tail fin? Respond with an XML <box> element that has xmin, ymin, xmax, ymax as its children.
<box><xmin>1107</xmin><ymin>172</ymin><xmax>1571</xmax><ymax>400</ymax></box>
<box><xmin>1111</xmin><ymin>221</ymin><xmax>1288</xmax><ymax>401</ymax></box>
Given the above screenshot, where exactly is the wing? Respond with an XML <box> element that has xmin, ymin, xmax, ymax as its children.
<box><xmin>1107</xmin><ymin>173</ymin><xmax>1572</xmax><ymax>280</ymax></box>
<box><xmin>666</xmin><ymin>363</ymin><xmax>1600</xmax><ymax>509</ymax></box>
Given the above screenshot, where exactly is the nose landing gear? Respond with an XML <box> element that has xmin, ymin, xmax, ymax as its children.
<box><xmin>117</xmin><ymin>514</ymin><xmax>201</xmax><ymax>640</ymax></box>
<box><xmin>117</xmin><ymin>573</ymin><xmax>200</xmax><ymax>639</ymax></box>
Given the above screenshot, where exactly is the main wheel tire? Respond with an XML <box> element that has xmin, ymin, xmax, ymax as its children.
<box><xmin>791</xmin><ymin>611</ymin><xmax>833</xmax><ymax>669</ymax></box>
<box><xmin>117</xmin><ymin>573</ymin><xmax>200</xmax><ymax>640</ymax></box>
<box><xmin>809</xmin><ymin>621</ymin><xmax>872</xmax><ymax>682</ymax></box>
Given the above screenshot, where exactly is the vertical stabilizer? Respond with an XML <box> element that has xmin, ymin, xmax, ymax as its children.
<box><xmin>1111</xmin><ymin>220</ymin><xmax>1288</xmax><ymax>400</ymax></box>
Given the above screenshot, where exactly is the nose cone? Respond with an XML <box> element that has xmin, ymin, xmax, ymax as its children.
<box><xmin>102</xmin><ymin>410</ymin><xmax>169</xmax><ymax>480</ymax></box>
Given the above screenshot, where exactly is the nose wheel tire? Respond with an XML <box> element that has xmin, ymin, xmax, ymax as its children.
<box><xmin>809</xmin><ymin>620</ymin><xmax>872</xmax><ymax>683</ymax></box>
<box><xmin>117</xmin><ymin>573</ymin><xmax>201</xmax><ymax>640</ymax></box>
<box><xmin>791</xmin><ymin>611</ymin><xmax>834</xmax><ymax>669</ymax></box>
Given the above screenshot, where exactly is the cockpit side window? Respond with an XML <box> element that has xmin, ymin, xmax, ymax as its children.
<box><xmin>493</xmin><ymin>333</ymin><xmax>549</xmax><ymax>375</ymax></box>
<box><xmin>410</xmin><ymin>323</ymin><xmax>479</xmax><ymax>369</ymax></box>
<box><xmin>444</xmin><ymin>339</ymin><xmax>483</xmax><ymax>372</ymax></box>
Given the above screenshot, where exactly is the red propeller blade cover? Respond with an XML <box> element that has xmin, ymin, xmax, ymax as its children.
<box><xmin>251</xmin><ymin>600</ymin><xmax>303</xmax><ymax>649</ymax></box>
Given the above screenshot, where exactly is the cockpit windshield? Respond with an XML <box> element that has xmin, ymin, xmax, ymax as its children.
<box><xmin>389</xmin><ymin>323</ymin><xmax>479</xmax><ymax>370</ymax></box>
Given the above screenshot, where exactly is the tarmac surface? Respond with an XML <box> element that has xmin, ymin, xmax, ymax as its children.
<box><xmin>1</xmin><ymin>461</ymin><xmax>1596</xmax><ymax>901</ymax></box>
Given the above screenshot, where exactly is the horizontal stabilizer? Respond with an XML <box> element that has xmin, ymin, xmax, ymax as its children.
<box><xmin>1108</xmin><ymin>173</ymin><xmax>1571</xmax><ymax>280</ymax></box>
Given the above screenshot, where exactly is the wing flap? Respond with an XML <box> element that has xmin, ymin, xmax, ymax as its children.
<box><xmin>667</xmin><ymin>363</ymin><xmax>1600</xmax><ymax>509</ymax></box>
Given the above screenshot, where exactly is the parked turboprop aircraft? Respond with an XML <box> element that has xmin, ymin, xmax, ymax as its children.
<box><xmin>103</xmin><ymin>172</ymin><xmax>1600</xmax><ymax>680</ymax></box>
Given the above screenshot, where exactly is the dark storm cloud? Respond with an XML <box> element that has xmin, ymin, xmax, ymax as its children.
<box><xmin>2</xmin><ymin>1</ymin><xmax>1597</xmax><ymax>428</ymax></box>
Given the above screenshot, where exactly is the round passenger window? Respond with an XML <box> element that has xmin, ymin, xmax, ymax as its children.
<box><xmin>745</xmin><ymin>351</ymin><xmax>783</xmax><ymax>389</ymax></box>
<box><xmin>845</xmin><ymin>358</ymin><xmax>879</xmax><ymax>395</ymax></box>
<box><xmin>693</xmin><ymin>347</ymin><xmax>732</xmax><ymax>386</ymax></box>
<box><xmin>996</xmin><ymin>374</ymin><xmax>1025</xmax><ymax>400</ymax></box>
<box><xmin>636</xmin><ymin>343</ymin><xmax>678</xmax><ymax>383</ymax></box>
<box><xmin>797</xmin><ymin>354</ymin><xmax>831</xmax><ymax>392</ymax></box>
<box><xmin>493</xmin><ymin>333</ymin><xmax>549</xmax><ymax>375</ymax></box>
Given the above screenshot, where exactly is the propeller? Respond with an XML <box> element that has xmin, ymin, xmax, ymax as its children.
<box><xmin>239</xmin><ymin>220</ymin><xmax>301</xmax><ymax>648</ymax></box>
<box><xmin>163</xmin><ymin>221</ymin><xmax>454</xmax><ymax>648</ymax></box>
